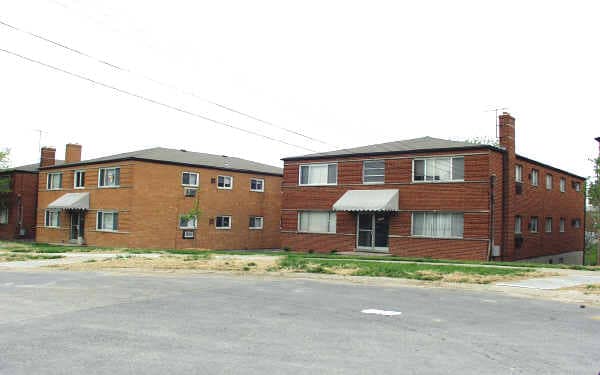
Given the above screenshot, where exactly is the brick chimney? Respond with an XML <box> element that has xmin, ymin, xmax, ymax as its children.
<box><xmin>65</xmin><ymin>143</ymin><xmax>82</xmax><ymax>164</ymax></box>
<box><xmin>40</xmin><ymin>147</ymin><xmax>56</xmax><ymax>168</ymax></box>
<box><xmin>498</xmin><ymin>112</ymin><xmax>516</xmax><ymax>156</ymax></box>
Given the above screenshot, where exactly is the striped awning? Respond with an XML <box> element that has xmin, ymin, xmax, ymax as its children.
<box><xmin>47</xmin><ymin>192</ymin><xmax>90</xmax><ymax>210</ymax></box>
<box><xmin>332</xmin><ymin>189</ymin><xmax>399</xmax><ymax>212</ymax></box>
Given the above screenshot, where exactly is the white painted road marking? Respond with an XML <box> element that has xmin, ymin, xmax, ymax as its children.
<box><xmin>361</xmin><ymin>309</ymin><xmax>402</xmax><ymax>316</ymax></box>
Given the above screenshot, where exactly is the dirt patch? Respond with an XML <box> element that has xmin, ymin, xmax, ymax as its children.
<box><xmin>52</xmin><ymin>254</ymin><xmax>281</xmax><ymax>272</ymax></box>
<box><xmin>563</xmin><ymin>283</ymin><xmax>600</xmax><ymax>295</ymax></box>
<box><xmin>416</xmin><ymin>270</ymin><xmax>552</xmax><ymax>284</ymax></box>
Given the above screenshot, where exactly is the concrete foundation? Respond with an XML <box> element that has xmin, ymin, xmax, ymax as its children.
<box><xmin>521</xmin><ymin>250</ymin><xmax>583</xmax><ymax>265</ymax></box>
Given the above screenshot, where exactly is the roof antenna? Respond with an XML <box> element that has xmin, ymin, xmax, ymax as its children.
<box><xmin>485</xmin><ymin>107</ymin><xmax>508</xmax><ymax>140</ymax></box>
<box><xmin>33</xmin><ymin>129</ymin><xmax>47</xmax><ymax>152</ymax></box>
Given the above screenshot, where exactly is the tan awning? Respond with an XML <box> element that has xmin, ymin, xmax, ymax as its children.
<box><xmin>47</xmin><ymin>192</ymin><xmax>90</xmax><ymax>210</ymax></box>
<box><xmin>332</xmin><ymin>189</ymin><xmax>399</xmax><ymax>212</ymax></box>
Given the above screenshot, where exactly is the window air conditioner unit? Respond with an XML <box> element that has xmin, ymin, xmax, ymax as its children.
<box><xmin>182</xmin><ymin>230</ymin><xmax>195</xmax><ymax>239</ymax></box>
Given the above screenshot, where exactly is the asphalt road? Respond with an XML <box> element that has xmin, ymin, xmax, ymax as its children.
<box><xmin>0</xmin><ymin>270</ymin><xmax>598</xmax><ymax>375</ymax></box>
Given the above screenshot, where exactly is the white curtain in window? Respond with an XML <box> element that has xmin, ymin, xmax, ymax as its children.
<box><xmin>308</xmin><ymin>165</ymin><xmax>328</xmax><ymax>185</ymax></box>
<box><xmin>435</xmin><ymin>158</ymin><xmax>451</xmax><ymax>181</ymax></box>
<box><xmin>451</xmin><ymin>213</ymin><xmax>464</xmax><ymax>237</ymax></box>
<box><xmin>299</xmin><ymin>212</ymin><xmax>335</xmax><ymax>233</ymax></box>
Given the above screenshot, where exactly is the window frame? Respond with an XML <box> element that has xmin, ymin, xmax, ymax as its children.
<box><xmin>529</xmin><ymin>216</ymin><xmax>539</xmax><ymax>233</ymax></box>
<box><xmin>179</xmin><ymin>215</ymin><xmax>197</xmax><ymax>229</ymax></box>
<box><xmin>559</xmin><ymin>218</ymin><xmax>565</xmax><ymax>232</ymax></box>
<box><xmin>412</xmin><ymin>156</ymin><xmax>465</xmax><ymax>183</ymax></box>
<box><xmin>298</xmin><ymin>163</ymin><xmax>338</xmax><ymax>186</ymax></box>
<box><xmin>362</xmin><ymin>160</ymin><xmax>386</xmax><ymax>185</ymax></box>
<box><xmin>297</xmin><ymin>211</ymin><xmax>337</xmax><ymax>234</ymax></box>
<box><xmin>98</xmin><ymin>167</ymin><xmax>121</xmax><ymax>188</ymax></box>
<box><xmin>250</xmin><ymin>178</ymin><xmax>265</xmax><ymax>192</ymax></box>
<box><xmin>573</xmin><ymin>218</ymin><xmax>581</xmax><ymax>229</ymax></box>
<box><xmin>181</xmin><ymin>171</ymin><xmax>199</xmax><ymax>187</ymax></box>
<box><xmin>249</xmin><ymin>216</ymin><xmax>264</xmax><ymax>230</ymax></box>
<box><xmin>217</xmin><ymin>175</ymin><xmax>233</xmax><ymax>190</ymax></box>
<box><xmin>573</xmin><ymin>181</ymin><xmax>581</xmax><ymax>192</ymax></box>
<box><xmin>515</xmin><ymin>165</ymin><xmax>523</xmax><ymax>183</ymax></box>
<box><xmin>74</xmin><ymin>170</ymin><xmax>86</xmax><ymax>189</ymax></box>
<box><xmin>0</xmin><ymin>206</ymin><xmax>8</xmax><ymax>224</ymax></box>
<box><xmin>215</xmin><ymin>215</ymin><xmax>232</xmax><ymax>229</ymax></box>
<box><xmin>514</xmin><ymin>215</ymin><xmax>522</xmax><ymax>234</ymax></box>
<box><xmin>531</xmin><ymin>169</ymin><xmax>539</xmax><ymax>186</ymax></box>
<box><xmin>559</xmin><ymin>177</ymin><xmax>566</xmax><ymax>193</ymax></box>
<box><xmin>46</xmin><ymin>172</ymin><xmax>63</xmax><ymax>190</ymax></box>
<box><xmin>410</xmin><ymin>211</ymin><xmax>464</xmax><ymax>239</ymax></box>
<box><xmin>96</xmin><ymin>210</ymin><xmax>119</xmax><ymax>232</ymax></box>
<box><xmin>545</xmin><ymin>217</ymin><xmax>553</xmax><ymax>233</ymax></box>
<box><xmin>545</xmin><ymin>174</ymin><xmax>553</xmax><ymax>190</ymax></box>
<box><xmin>44</xmin><ymin>209</ymin><xmax>60</xmax><ymax>228</ymax></box>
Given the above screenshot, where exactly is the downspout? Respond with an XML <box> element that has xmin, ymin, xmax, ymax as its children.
<box><xmin>583</xmin><ymin>184</ymin><xmax>587</xmax><ymax>265</ymax></box>
<box><xmin>488</xmin><ymin>175</ymin><xmax>495</xmax><ymax>261</ymax></box>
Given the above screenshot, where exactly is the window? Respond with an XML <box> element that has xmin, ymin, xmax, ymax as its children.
<box><xmin>573</xmin><ymin>181</ymin><xmax>581</xmax><ymax>192</ymax></box>
<box><xmin>74</xmin><ymin>170</ymin><xmax>85</xmax><ymax>189</ymax></box>
<box><xmin>96</xmin><ymin>211</ymin><xmax>119</xmax><ymax>231</ymax></box>
<box><xmin>47</xmin><ymin>172</ymin><xmax>62</xmax><ymax>190</ymax></box>
<box><xmin>559</xmin><ymin>178</ymin><xmax>566</xmax><ymax>192</ymax></box>
<box><xmin>45</xmin><ymin>209</ymin><xmax>60</xmax><ymax>227</ymax></box>
<box><xmin>249</xmin><ymin>216</ymin><xmax>264</xmax><ymax>229</ymax></box>
<box><xmin>546</xmin><ymin>174</ymin><xmax>552</xmax><ymax>190</ymax></box>
<box><xmin>515</xmin><ymin>165</ymin><xmax>523</xmax><ymax>182</ymax></box>
<box><xmin>217</xmin><ymin>175</ymin><xmax>233</xmax><ymax>189</ymax></box>
<box><xmin>559</xmin><ymin>218</ymin><xmax>565</xmax><ymax>232</ymax></box>
<box><xmin>98</xmin><ymin>167</ymin><xmax>120</xmax><ymax>188</ymax></box>
<box><xmin>515</xmin><ymin>216</ymin><xmax>522</xmax><ymax>234</ymax></box>
<box><xmin>531</xmin><ymin>169</ymin><xmax>539</xmax><ymax>186</ymax></box>
<box><xmin>573</xmin><ymin>218</ymin><xmax>581</xmax><ymax>228</ymax></box>
<box><xmin>529</xmin><ymin>217</ymin><xmax>539</xmax><ymax>233</ymax></box>
<box><xmin>545</xmin><ymin>217</ymin><xmax>552</xmax><ymax>233</ymax></box>
<box><xmin>215</xmin><ymin>215</ymin><xmax>232</xmax><ymax>229</ymax></box>
<box><xmin>179</xmin><ymin>215</ymin><xmax>197</xmax><ymax>229</ymax></box>
<box><xmin>0</xmin><ymin>176</ymin><xmax>10</xmax><ymax>192</ymax></box>
<box><xmin>413</xmin><ymin>157</ymin><xmax>464</xmax><ymax>182</ymax></box>
<box><xmin>182</xmin><ymin>172</ymin><xmax>199</xmax><ymax>187</ymax></box>
<box><xmin>363</xmin><ymin>160</ymin><xmax>385</xmax><ymax>184</ymax></box>
<box><xmin>411</xmin><ymin>212</ymin><xmax>464</xmax><ymax>238</ymax></box>
<box><xmin>298</xmin><ymin>211</ymin><xmax>336</xmax><ymax>233</ymax></box>
<box><xmin>250</xmin><ymin>178</ymin><xmax>264</xmax><ymax>192</ymax></box>
<box><xmin>0</xmin><ymin>207</ymin><xmax>8</xmax><ymax>224</ymax></box>
<box><xmin>299</xmin><ymin>163</ymin><xmax>337</xmax><ymax>186</ymax></box>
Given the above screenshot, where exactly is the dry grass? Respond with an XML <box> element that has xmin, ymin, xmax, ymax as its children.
<box><xmin>53</xmin><ymin>254</ymin><xmax>281</xmax><ymax>272</ymax></box>
<box><xmin>415</xmin><ymin>270</ymin><xmax>550</xmax><ymax>284</ymax></box>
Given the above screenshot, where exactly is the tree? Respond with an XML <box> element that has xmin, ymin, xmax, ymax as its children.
<box><xmin>588</xmin><ymin>156</ymin><xmax>600</xmax><ymax>208</ymax></box>
<box><xmin>0</xmin><ymin>148</ymin><xmax>9</xmax><ymax>169</ymax></box>
<box><xmin>0</xmin><ymin>149</ymin><xmax>10</xmax><ymax>193</ymax></box>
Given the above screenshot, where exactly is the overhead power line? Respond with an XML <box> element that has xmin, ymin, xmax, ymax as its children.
<box><xmin>0</xmin><ymin>19</ymin><xmax>337</xmax><ymax>149</ymax></box>
<box><xmin>0</xmin><ymin>48</ymin><xmax>317</xmax><ymax>152</ymax></box>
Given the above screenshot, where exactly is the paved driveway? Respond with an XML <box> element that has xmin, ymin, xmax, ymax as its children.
<box><xmin>0</xmin><ymin>270</ymin><xmax>598</xmax><ymax>374</ymax></box>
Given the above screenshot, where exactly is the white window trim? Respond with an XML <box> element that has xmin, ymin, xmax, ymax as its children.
<box><xmin>545</xmin><ymin>217</ymin><xmax>553</xmax><ymax>233</ymax></box>
<box><xmin>362</xmin><ymin>160</ymin><xmax>385</xmax><ymax>185</ymax></box>
<box><xmin>298</xmin><ymin>163</ymin><xmax>338</xmax><ymax>186</ymax></box>
<box><xmin>531</xmin><ymin>169</ymin><xmax>539</xmax><ymax>186</ymax></box>
<box><xmin>249</xmin><ymin>216</ymin><xmax>264</xmax><ymax>229</ymax></box>
<box><xmin>0</xmin><ymin>206</ymin><xmax>9</xmax><ymax>224</ymax></box>
<box><xmin>217</xmin><ymin>175</ymin><xmax>233</xmax><ymax>190</ymax></box>
<box><xmin>515</xmin><ymin>165</ymin><xmax>523</xmax><ymax>183</ymax></box>
<box><xmin>410</xmin><ymin>211</ymin><xmax>464</xmax><ymax>239</ymax></box>
<box><xmin>411</xmin><ymin>157</ymin><xmax>465</xmax><ymax>183</ymax></box>
<box><xmin>179</xmin><ymin>215</ymin><xmax>197</xmax><ymax>229</ymax></box>
<box><xmin>181</xmin><ymin>172</ymin><xmax>199</xmax><ymax>187</ymax></box>
<box><xmin>529</xmin><ymin>217</ymin><xmax>539</xmax><ymax>233</ymax></box>
<box><xmin>546</xmin><ymin>174</ymin><xmax>553</xmax><ymax>190</ymax></box>
<box><xmin>96</xmin><ymin>210</ymin><xmax>119</xmax><ymax>232</ymax></box>
<box><xmin>297</xmin><ymin>211</ymin><xmax>337</xmax><ymax>234</ymax></box>
<box><xmin>515</xmin><ymin>216</ymin><xmax>522</xmax><ymax>234</ymax></box>
<box><xmin>250</xmin><ymin>178</ymin><xmax>265</xmax><ymax>192</ymax></box>
<box><xmin>46</xmin><ymin>172</ymin><xmax>62</xmax><ymax>190</ymax></box>
<box><xmin>215</xmin><ymin>215</ymin><xmax>232</xmax><ymax>229</ymax></box>
<box><xmin>559</xmin><ymin>178</ymin><xmax>566</xmax><ymax>193</ymax></box>
<box><xmin>98</xmin><ymin>167</ymin><xmax>121</xmax><ymax>188</ymax></box>
<box><xmin>44</xmin><ymin>209</ymin><xmax>60</xmax><ymax>228</ymax></box>
<box><xmin>74</xmin><ymin>170</ymin><xmax>85</xmax><ymax>189</ymax></box>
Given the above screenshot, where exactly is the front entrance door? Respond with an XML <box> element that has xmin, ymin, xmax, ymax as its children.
<box><xmin>357</xmin><ymin>213</ymin><xmax>389</xmax><ymax>252</ymax></box>
<box><xmin>70</xmin><ymin>212</ymin><xmax>85</xmax><ymax>242</ymax></box>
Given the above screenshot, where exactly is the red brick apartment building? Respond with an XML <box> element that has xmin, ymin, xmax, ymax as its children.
<box><xmin>0</xmin><ymin>158</ymin><xmax>64</xmax><ymax>240</ymax></box>
<box><xmin>36</xmin><ymin>144</ymin><xmax>282</xmax><ymax>250</ymax></box>
<box><xmin>281</xmin><ymin>113</ymin><xmax>585</xmax><ymax>263</ymax></box>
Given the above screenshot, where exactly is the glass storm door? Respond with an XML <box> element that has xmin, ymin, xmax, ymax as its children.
<box><xmin>357</xmin><ymin>213</ymin><xmax>389</xmax><ymax>252</ymax></box>
<box><xmin>70</xmin><ymin>212</ymin><xmax>84</xmax><ymax>241</ymax></box>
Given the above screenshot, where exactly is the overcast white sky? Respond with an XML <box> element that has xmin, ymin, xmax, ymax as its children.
<box><xmin>1</xmin><ymin>0</ymin><xmax>598</xmax><ymax>177</ymax></box>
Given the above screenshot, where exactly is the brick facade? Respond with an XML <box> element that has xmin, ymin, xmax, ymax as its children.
<box><xmin>0</xmin><ymin>170</ymin><xmax>39</xmax><ymax>240</ymax></box>
<box><xmin>36</xmin><ymin>150</ymin><xmax>282</xmax><ymax>250</ymax></box>
<box><xmin>281</xmin><ymin>113</ymin><xmax>585</xmax><ymax>262</ymax></box>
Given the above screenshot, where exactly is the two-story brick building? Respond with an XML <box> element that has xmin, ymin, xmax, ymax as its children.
<box><xmin>281</xmin><ymin>113</ymin><xmax>585</xmax><ymax>263</ymax></box>
<box><xmin>36</xmin><ymin>144</ymin><xmax>282</xmax><ymax>250</ymax></box>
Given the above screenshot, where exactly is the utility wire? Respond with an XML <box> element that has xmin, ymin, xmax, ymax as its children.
<box><xmin>0</xmin><ymin>19</ymin><xmax>337</xmax><ymax>149</ymax></box>
<box><xmin>0</xmin><ymin>48</ymin><xmax>317</xmax><ymax>152</ymax></box>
